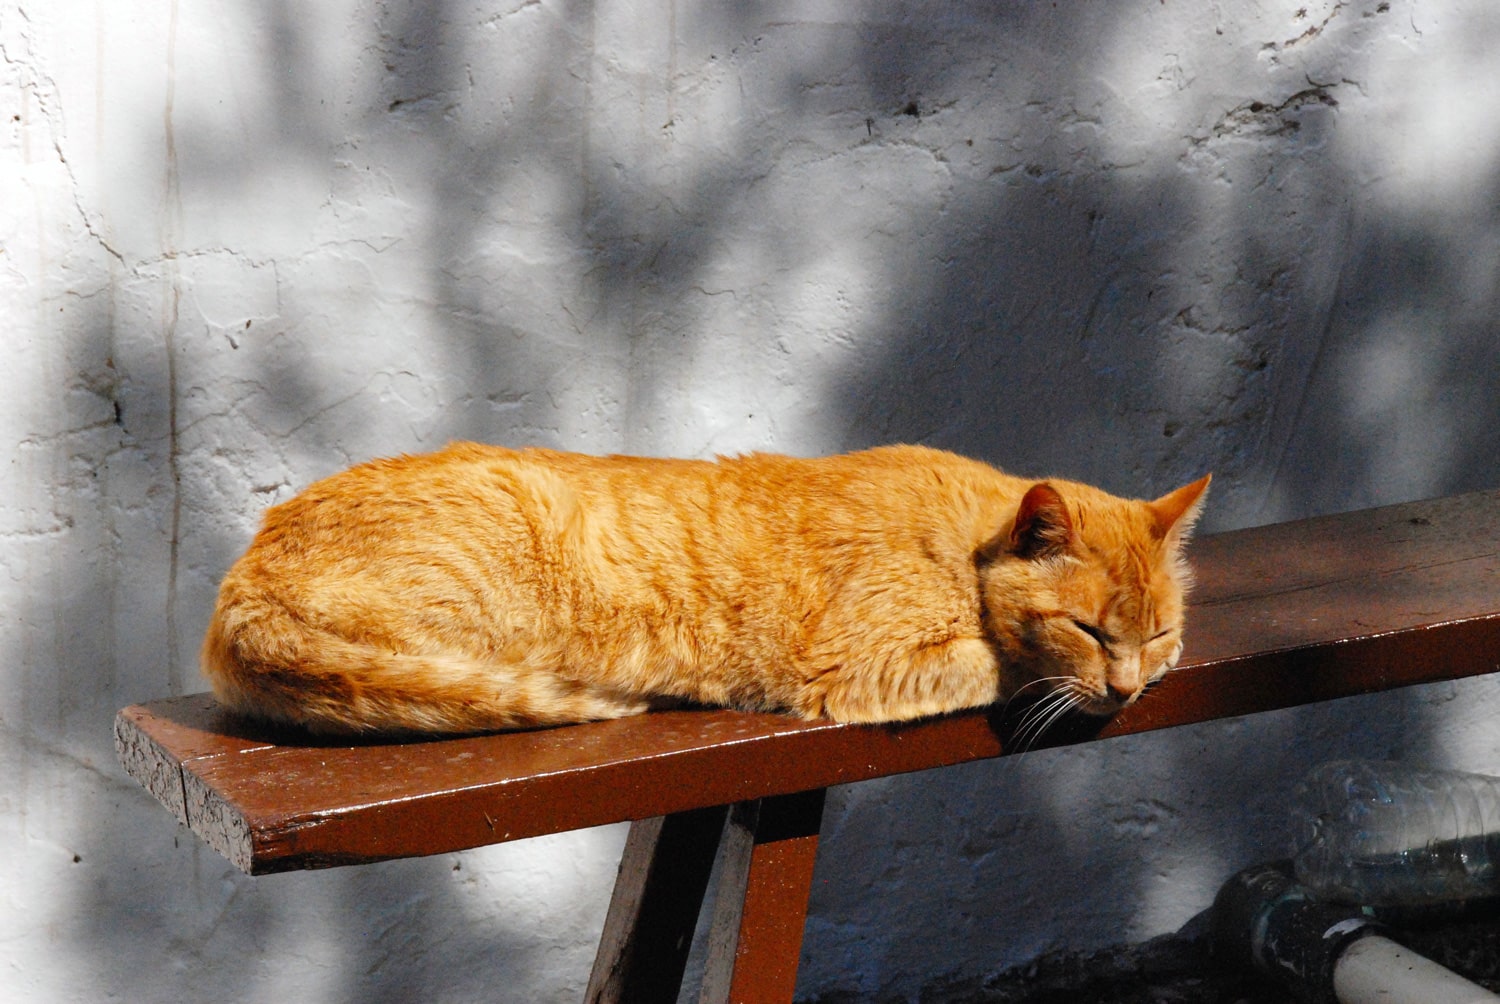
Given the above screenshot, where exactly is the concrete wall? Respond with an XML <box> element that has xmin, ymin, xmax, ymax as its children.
<box><xmin>4</xmin><ymin>0</ymin><xmax>1500</xmax><ymax>1000</ymax></box>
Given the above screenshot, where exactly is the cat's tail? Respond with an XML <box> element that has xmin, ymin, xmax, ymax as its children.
<box><xmin>200</xmin><ymin>600</ymin><xmax>646</xmax><ymax>735</ymax></box>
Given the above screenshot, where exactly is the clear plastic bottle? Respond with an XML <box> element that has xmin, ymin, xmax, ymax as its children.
<box><xmin>1289</xmin><ymin>759</ymin><xmax>1500</xmax><ymax>906</ymax></box>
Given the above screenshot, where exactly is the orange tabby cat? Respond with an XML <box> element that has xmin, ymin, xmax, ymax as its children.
<box><xmin>201</xmin><ymin>444</ymin><xmax>1208</xmax><ymax>734</ymax></box>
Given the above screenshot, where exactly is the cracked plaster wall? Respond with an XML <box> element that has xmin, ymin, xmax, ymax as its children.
<box><xmin>3</xmin><ymin>1</ymin><xmax>1500</xmax><ymax>1001</ymax></box>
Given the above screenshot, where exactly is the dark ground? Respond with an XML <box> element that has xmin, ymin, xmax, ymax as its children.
<box><xmin>807</xmin><ymin>911</ymin><xmax>1500</xmax><ymax>1003</ymax></box>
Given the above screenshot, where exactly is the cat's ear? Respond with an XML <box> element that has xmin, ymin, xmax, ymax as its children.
<box><xmin>1009</xmin><ymin>482</ymin><xmax>1075</xmax><ymax>559</ymax></box>
<box><xmin>1147</xmin><ymin>474</ymin><xmax>1211</xmax><ymax>543</ymax></box>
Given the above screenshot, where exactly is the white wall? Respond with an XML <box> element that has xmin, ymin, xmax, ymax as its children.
<box><xmin>4</xmin><ymin>1</ymin><xmax>1500</xmax><ymax>1000</ymax></box>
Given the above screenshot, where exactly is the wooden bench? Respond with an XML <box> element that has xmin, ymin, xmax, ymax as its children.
<box><xmin>115</xmin><ymin>490</ymin><xmax>1500</xmax><ymax>1003</ymax></box>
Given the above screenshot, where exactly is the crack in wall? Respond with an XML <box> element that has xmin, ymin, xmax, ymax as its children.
<box><xmin>1191</xmin><ymin>86</ymin><xmax>1341</xmax><ymax>149</ymax></box>
<box><xmin>1</xmin><ymin>12</ymin><xmax>129</xmax><ymax>270</ymax></box>
<box><xmin>162</xmin><ymin>0</ymin><xmax>184</xmax><ymax>695</ymax></box>
<box><xmin>3</xmin><ymin>2</ymin><xmax>1495</xmax><ymax>1000</ymax></box>
<box><xmin>1280</xmin><ymin>1</ymin><xmax>1348</xmax><ymax>49</ymax></box>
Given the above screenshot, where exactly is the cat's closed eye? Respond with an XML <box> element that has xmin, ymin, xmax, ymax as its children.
<box><xmin>1071</xmin><ymin>620</ymin><xmax>1112</xmax><ymax>651</ymax></box>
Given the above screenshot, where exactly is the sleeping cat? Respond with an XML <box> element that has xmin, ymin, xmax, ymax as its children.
<box><xmin>201</xmin><ymin>444</ymin><xmax>1209</xmax><ymax>734</ymax></box>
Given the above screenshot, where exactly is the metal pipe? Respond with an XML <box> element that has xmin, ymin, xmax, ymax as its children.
<box><xmin>1212</xmin><ymin>860</ymin><xmax>1500</xmax><ymax>1004</ymax></box>
<box><xmin>1333</xmin><ymin>934</ymin><xmax>1499</xmax><ymax>1004</ymax></box>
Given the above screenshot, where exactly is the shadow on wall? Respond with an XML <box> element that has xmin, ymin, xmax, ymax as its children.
<box><xmin>49</xmin><ymin>2</ymin><xmax>626</xmax><ymax>1001</ymax></box>
<box><xmin>40</xmin><ymin>0</ymin><xmax>1500</xmax><ymax>1001</ymax></box>
<box><xmin>1255</xmin><ymin>215</ymin><xmax>1500</xmax><ymax>519</ymax></box>
<box><xmin>794</xmin><ymin>3</ymin><xmax>1500</xmax><ymax>997</ymax></box>
<box><xmin>47</xmin><ymin>273</ymin><xmax>629</xmax><ymax>1002</ymax></box>
<box><xmin>825</xmin><ymin>44</ymin><xmax>1500</xmax><ymax>528</ymax></box>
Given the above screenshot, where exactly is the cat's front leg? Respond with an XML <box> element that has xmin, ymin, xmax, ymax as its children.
<box><xmin>803</xmin><ymin>636</ymin><xmax>1002</xmax><ymax>724</ymax></box>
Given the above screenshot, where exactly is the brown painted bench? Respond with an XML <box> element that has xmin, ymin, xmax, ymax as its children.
<box><xmin>115</xmin><ymin>490</ymin><xmax>1500</xmax><ymax>1003</ymax></box>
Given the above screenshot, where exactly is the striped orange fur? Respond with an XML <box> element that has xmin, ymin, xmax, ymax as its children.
<box><xmin>201</xmin><ymin>444</ymin><xmax>1209</xmax><ymax>734</ymax></box>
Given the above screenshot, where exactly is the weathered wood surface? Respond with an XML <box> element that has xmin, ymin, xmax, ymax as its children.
<box><xmin>584</xmin><ymin>805</ymin><xmax>729</xmax><ymax>1004</ymax></box>
<box><xmin>116</xmin><ymin>489</ymin><xmax>1500</xmax><ymax>875</ymax></box>
<box><xmin>696</xmin><ymin>790</ymin><xmax>828</xmax><ymax>1003</ymax></box>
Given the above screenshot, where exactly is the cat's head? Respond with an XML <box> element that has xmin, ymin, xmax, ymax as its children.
<box><xmin>980</xmin><ymin>474</ymin><xmax>1211</xmax><ymax>717</ymax></box>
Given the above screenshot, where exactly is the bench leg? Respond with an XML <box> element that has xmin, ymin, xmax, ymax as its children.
<box><xmin>698</xmin><ymin>789</ymin><xmax>828</xmax><ymax>1004</ymax></box>
<box><xmin>586</xmin><ymin>805</ymin><xmax>729</xmax><ymax>1004</ymax></box>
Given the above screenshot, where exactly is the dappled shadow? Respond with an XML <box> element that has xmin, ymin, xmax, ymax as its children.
<box><xmin>794</xmin><ymin>1</ymin><xmax>1500</xmax><ymax>995</ymax></box>
<box><xmin>12</xmin><ymin>0</ymin><xmax>1500</xmax><ymax>1001</ymax></box>
<box><xmin>45</xmin><ymin>3</ymin><xmax>631</xmax><ymax>1002</ymax></box>
<box><xmin>1256</xmin><ymin>213</ymin><xmax>1500</xmax><ymax>520</ymax></box>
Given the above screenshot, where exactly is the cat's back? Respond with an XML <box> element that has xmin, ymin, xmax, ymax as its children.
<box><xmin>250</xmin><ymin>442</ymin><xmax>712</xmax><ymax>534</ymax></box>
<box><xmin>739</xmin><ymin>444</ymin><xmax>1023</xmax><ymax>549</ymax></box>
<box><xmin>235</xmin><ymin>442</ymin><xmax>1019</xmax><ymax>588</ymax></box>
<box><xmin>549</xmin><ymin>441</ymin><xmax>1021</xmax><ymax>560</ymax></box>
<box><xmin>233</xmin><ymin>443</ymin><xmax>783</xmax><ymax>587</ymax></box>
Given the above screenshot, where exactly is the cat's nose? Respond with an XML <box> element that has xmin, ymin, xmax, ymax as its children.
<box><xmin>1105</xmin><ymin>682</ymin><xmax>1135</xmax><ymax>705</ymax></box>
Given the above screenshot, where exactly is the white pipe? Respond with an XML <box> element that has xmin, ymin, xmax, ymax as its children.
<box><xmin>1333</xmin><ymin>934</ymin><xmax>1500</xmax><ymax>1004</ymax></box>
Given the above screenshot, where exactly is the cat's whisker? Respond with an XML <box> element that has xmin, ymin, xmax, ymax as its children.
<box><xmin>1014</xmin><ymin>706</ymin><xmax>1064</xmax><ymax>755</ymax></box>
<box><xmin>1024</xmin><ymin>690</ymin><xmax>1086</xmax><ymax>753</ymax></box>
<box><xmin>1009</xmin><ymin>680</ymin><xmax>1069</xmax><ymax>727</ymax></box>
<box><xmin>1001</xmin><ymin>675</ymin><xmax>1076</xmax><ymax>714</ymax></box>
<box><xmin>1010</xmin><ymin>685</ymin><xmax>1083</xmax><ymax>755</ymax></box>
<box><xmin>1007</xmin><ymin>694</ymin><xmax>1058</xmax><ymax>752</ymax></box>
<box><xmin>1130</xmin><ymin>675</ymin><xmax>1170</xmax><ymax>709</ymax></box>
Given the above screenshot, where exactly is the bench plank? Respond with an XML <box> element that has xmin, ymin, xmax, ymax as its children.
<box><xmin>117</xmin><ymin>489</ymin><xmax>1500</xmax><ymax>875</ymax></box>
